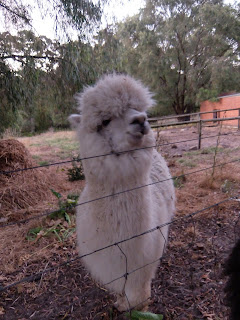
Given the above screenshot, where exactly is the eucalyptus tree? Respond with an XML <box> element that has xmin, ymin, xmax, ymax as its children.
<box><xmin>0</xmin><ymin>0</ymin><xmax>103</xmax><ymax>134</ymax></box>
<box><xmin>117</xmin><ymin>0</ymin><xmax>240</xmax><ymax>115</ymax></box>
<box><xmin>0</xmin><ymin>30</ymin><xmax>99</xmax><ymax>133</ymax></box>
<box><xmin>0</xmin><ymin>0</ymin><xmax>102</xmax><ymax>37</ymax></box>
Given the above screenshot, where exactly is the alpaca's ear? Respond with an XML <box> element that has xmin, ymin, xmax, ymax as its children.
<box><xmin>68</xmin><ymin>114</ymin><xmax>81</xmax><ymax>128</ymax></box>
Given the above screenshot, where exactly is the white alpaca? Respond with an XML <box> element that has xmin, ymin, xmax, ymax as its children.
<box><xmin>69</xmin><ymin>74</ymin><xmax>175</xmax><ymax>311</ymax></box>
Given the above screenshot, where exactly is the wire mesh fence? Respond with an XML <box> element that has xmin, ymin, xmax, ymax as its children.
<box><xmin>1</xmin><ymin>130</ymin><xmax>240</xmax><ymax>176</ymax></box>
<box><xmin>0</xmin><ymin>121</ymin><xmax>240</xmax><ymax>319</ymax></box>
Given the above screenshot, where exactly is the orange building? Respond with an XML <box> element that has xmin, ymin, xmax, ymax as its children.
<box><xmin>200</xmin><ymin>93</ymin><xmax>240</xmax><ymax>128</ymax></box>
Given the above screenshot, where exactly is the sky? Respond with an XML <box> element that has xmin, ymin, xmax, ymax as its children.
<box><xmin>0</xmin><ymin>0</ymin><xmax>237</xmax><ymax>41</ymax></box>
<box><xmin>29</xmin><ymin>0</ymin><xmax>146</xmax><ymax>40</ymax></box>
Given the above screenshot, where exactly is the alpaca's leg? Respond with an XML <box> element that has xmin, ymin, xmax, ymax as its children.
<box><xmin>114</xmin><ymin>280</ymin><xmax>151</xmax><ymax>312</ymax></box>
<box><xmin>114</xmin><ymin>268</ymin><xmax>153</xmax><ymax>312</ymax></box>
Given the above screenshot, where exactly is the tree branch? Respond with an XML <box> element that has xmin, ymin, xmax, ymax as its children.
<box><xmin>0</xmin><ymin>1</ymin><xmax>30</xmax><ymax>24</ymax></box>
<box><xmin>0</xmin><ymin>54</ymin><xmax>63</xmax><ymax>62</ymax></box>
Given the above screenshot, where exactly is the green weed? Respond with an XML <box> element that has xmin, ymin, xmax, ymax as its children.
<box><xmin>221</xmin><ymin>179</ymin><xmax>234</xmax><ymax>194</ymax></box>
<box><xmin>26</xmin><ymin>191</ymin><xmax>79</xmax><ymax>243</ymax></box>
<box><xmin>67</xmin><ymin>156</ymin><xmax>85</xmax><ymax>181</ymax></box>
<box><xmin>50</xmin><ymin>189</ymin><xmax>79</xmax><ymax>219</ymax></box>
<box><xmin>177</xmin><ymin>158</ymin><xmax>196</xmax><ymax>168</ymax></box>
<box><xmin>200</xmin><ymin>146</ymin><xmax>224</xmax><ymax>154</ymax></box>
<box><xmin>39</xmin><ymin>160</ymin><xmax>50</xmax><ymax>166</ymax></box>
<box><xmin>26</xmin><ymin>226</ymin><xmax>43</xmax><ymax>241</ymax></box>
<box><xmin>125</xmin><ymin>310</ymin><xmax>163</xmax><ymax>320</ymax></box>
<box><xmin>173</xmin><ymin>172</ymin><xmax>186</xmax><ymax>189</ymax></box>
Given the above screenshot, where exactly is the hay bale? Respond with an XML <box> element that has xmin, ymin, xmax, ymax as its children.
<box><xmin>0</xmin><ymin>139</ymin><xmax>58</xmax><ymax>221</ymax></box>
<box><xmin>0</xmin><ymin>139</ymin><xmax>34</xmax><ymax>173</ymax></box>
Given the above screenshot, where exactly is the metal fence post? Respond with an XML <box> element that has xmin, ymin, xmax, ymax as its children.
<box><xmin>238</xmin><ymin>109</ymin><xmax>240</xmax><ymax>130</ymax></box>
<box><xmin>198</xmin><ymin>120</ymin><xmax>202</xmax><ymax>149</ymax></box>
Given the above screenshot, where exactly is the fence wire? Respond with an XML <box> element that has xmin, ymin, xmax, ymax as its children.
<box><xmin>1</xmin><ymin>130</ymin><xmax>240</xmax><ymax>176</ymax></box>
<box><xmin>1</xmin><ymin>157</ymin><xmax>240</xmax><ymax>229</ymax></box>
<box><xmin>1</xmin><ymin>196</ymin><xmax>239</xmax><ymax>319</ymax></box>
<box><xmin>0</xmin><ymin>196</ymin><xmax>238</xmax><ymax>293</ymax></box>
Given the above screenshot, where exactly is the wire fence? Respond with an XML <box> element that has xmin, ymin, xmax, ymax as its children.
<box><xmin>1</xmin><ymin>196</ymin><xmax>239</xmax><ymax>319</ymax></box>
<box><xmin>0</xmin><ymin>122</ymin><xmax>240</xmax><ymax>319</ymax></box>
<box><xmin>0</xmin><ymin>196</ymin><xmax>237</xmax><ymax>293</ymax></box>
<box><xmin>1</xmin><ymin>129</ymin><xmax>240</xmax><ymax>176</ymax></box>
<box><xmin>1</xmin><ymin>157</ymin><xmax>240</xmax><ymax>229</ymax></box>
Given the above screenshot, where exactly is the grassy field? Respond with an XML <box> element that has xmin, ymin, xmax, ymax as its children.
<box><xmin>16</xmin><ymin>130</ymin><xmax>79</xmax><ymax>164</ymax></box>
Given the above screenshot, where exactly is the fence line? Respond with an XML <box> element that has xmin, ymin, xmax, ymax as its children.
<box><xmin>1</xmin><ymin>195</ymin><xmax>238</xmax><ymax>294</ymax></box>
<box><xmin>151</xmin><ymin>116</ymin><xmax>240</xmax><ymax>128</ymax></box>
<box><xmin>1</xmin><ymin>157</ymin><xmax>240</xmax><ymax>229</ymax></box>
<box><xmin>1</xmin><ymin>130</ymin><xmax>240</xmax><ymax>176</ymax></box>
<box><xmin>148</xmin><ymin>107</ymin><xmax>240</xmax><ymax>122</ymax></box>
<box><xmin>157</xmin><ymin>126</ymin><xmax>239</xmax><ymax>142</ymax></box>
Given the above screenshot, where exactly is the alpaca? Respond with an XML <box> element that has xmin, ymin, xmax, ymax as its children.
<box><xmin>224</xmin><ymin>239</ymin><xmax>240</xmax><ymax>320</ymax></box>
<box><xmin>69</xmin><ymin>74</ymin><xmax>175</xmax><ymax>311</ymax></box>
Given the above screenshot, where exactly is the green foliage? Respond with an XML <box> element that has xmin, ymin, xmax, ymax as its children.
<box><xmin>113</xmin><ymin>0</ymin><xmax>240</xmax><ymax>116</ymax></box>
<box><xmin>196</xmin><ymin>88</ymin><xmax>220</xmax><ymax>104</ymax></box>
<box><xmin>221</xmin><ymin>179</ymin><xmax>234</xmax><ymax>194</ymax></box>
<box><xmin>26</xmin><ymin>219</ymin><xmax>75</xmax><ymax>242</ymax></box>
<box><xmin>0</xmin><ymin>0</ymin><xmax>104</xmax><ymax>135</ymax></box>
<box><xmin>0</xmin><ymin>30</ymin><xmax>99</xmax><ymax>134</ymax></box>
<box><xmin>200</xmin><ymin>146</ymin><xmax>224</xmax><ymax>155</ymax></box>
<box><xmin>67</xmin><ymin>156</ymin><xmax>85</xmax><ymax>181</ymax></box>
<box><xmin>26</xmin><ymin>226</ymin><xmax>43</xmax><ymax>241</ymax></box>
<box><xmin>26</xmin><ymin>191</ymin><xmax>79</xmax><ymax>242</ymax></box>
<box><xmin>173</xmin><ymin>171</ymin><xmax>186</xmax><ymax>188</ymax></box>
<box><xmin>0</xmin><ymin>0</ymin><xmax>102</xmax><ymax>39</ymax></box>
<box><xmin>125</xmin><ymin>310</ymin><xmax>163</xmax><ymax>320</ymax></box>
<box><xmin>1</xmin><ymin>0</ymin><xmax>240</xmax><ymax>133</ymax></box>
<box><xmin>50</xmin><ymin>189</ymin><xmax>79</xmax><ymax>219</ymax></box>
<box><xmin>177</xmin><ymin>158</ymin><xmax>197</xmax><ymax>168</ymax></box>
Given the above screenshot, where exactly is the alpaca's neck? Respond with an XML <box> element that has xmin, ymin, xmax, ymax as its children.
<box><xmin>87</xmin><ymin>171</ymin><xmax>149</xmax><ymax>195</ymax></box>
<box><xmin>85</xmin><ymin>164</ymin><xmax>152</xmax><ymax>235</ymax></box>
<box><xmin>83</xmin><ymin>149</ymin><xmax>153</xmax><ymax>193</ymax></box>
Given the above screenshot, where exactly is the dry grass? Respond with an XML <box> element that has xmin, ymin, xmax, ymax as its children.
<box><xmin>0</xmin><ymin>137</ymin><xmax>83</xmax><ymax>276</ymax></box>
<box><xmin>17</xmin><ymin>130</ymin><xmax>79</xmax><ymax>164</ymax></box>
<box><xmin>0</xmin><ymin>139</ymin><xmax>71</xmax><ymax>220</ymax></box>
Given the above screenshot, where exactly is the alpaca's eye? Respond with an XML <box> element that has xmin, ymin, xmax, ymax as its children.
<box><xmin>102</xmin><ymin>119</ymin><xmax>111</xmax><ymax>127</ymax></box>
<box><xmin>97</xmin><ymin>119</ymin><xmax>111</xmax><ymax>132</ymax></box>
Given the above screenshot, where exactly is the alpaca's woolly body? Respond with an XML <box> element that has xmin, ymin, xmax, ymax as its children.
<box><xmin>70</xmin><ymin>74</ymin><xmax>175</xmax><ymax>310</ymax></box>
<box><xmin>224</xmin><ymin>239</ymin><xmax>240</xmax><ymax>320</ymax></box>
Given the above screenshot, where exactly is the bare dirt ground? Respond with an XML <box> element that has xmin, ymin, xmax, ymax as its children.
<box><xmin>0</xmin><ymin>125</ymin><xmax>240</xmax><ymax>320</ymax></box>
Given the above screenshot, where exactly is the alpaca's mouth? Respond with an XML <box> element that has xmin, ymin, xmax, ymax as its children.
<box><xmin>127</xmin><ymin>131</ymin><xmax>144</xmax><ymax>139</ymax></box>
<box><xmin>127</xmin><ymin>131</ymin><xmax>145</xmax><ymax>146</ymax></box>
<box><xmin>132</xmin><ymin>132</ymin><xmax>144</xmax><ymax>139</ymax></box>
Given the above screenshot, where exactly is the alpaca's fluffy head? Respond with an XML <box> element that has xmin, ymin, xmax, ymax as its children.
<box><xmin>69</xmin><ymin>74</ymin><xmax>155</xmax><ymax>156</ymax></box>
<box><xmin>70</xmin><ymin>74</ymin><xmax>154</xmax><ymax>131</ymax></box>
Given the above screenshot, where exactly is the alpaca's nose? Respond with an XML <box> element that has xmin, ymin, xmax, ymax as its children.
<box><xmin>130</xmin><ymin>115</ymin><xmax>150</xmax><ymax>135</ymax></box>
<box><xmin>130</xmin><ymin>115</ymin><xmax>146</xmax><ymax>126</ymax></box>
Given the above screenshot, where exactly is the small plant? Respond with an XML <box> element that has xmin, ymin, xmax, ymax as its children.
<box><xmin>173</xmin><ymin>171</ymin><xmax>186</xmax><ymax>189</ymax></box>
<box><xmin>125</xmin><ymin>310</ymin><xmax>163</xmax><ymax>320</ymax></box>
<box><xmin>26</xmin><ymin>226</ymin><xmax>43</xmax><ymax>241</ymax></box>
<box><xmin>26</xmin><ymin>191</ymin><xmax>79</xmax><ymax>242</ymax></box>
<box><xmin>221</xmin><ymin>179</ymin><xmax>233</xmax><ymax>194</ymax></box>
<box><xmin>50</xmin><ymin>189</ymin><xmax>79</xmax><ymax>219</ymax></box>
<box><xmin>39</xmin><ymin>160</ymin><xmax>50</xmax><ymax>166</ymax></box>
<box><xmin>67</xmin><ymin>156</ymin><xmax>85</xmax><ymax>181</ymax></box>
<box><xmin>177</xmin><ymin>158</ymin><xmax>196</xmax><ymax>168</ymax></box>
<box><xmin>201</xmin><ymin>146</ymin><xmax>224</xmax><ymax>155</ymax></box>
